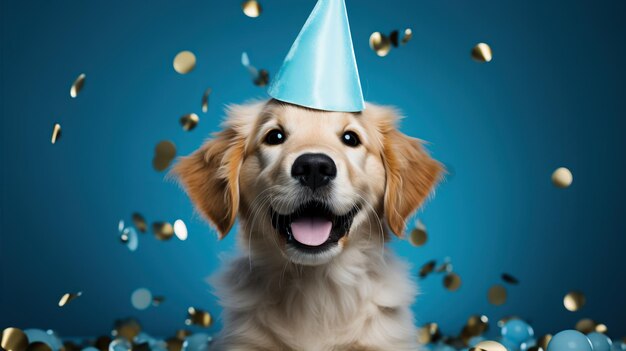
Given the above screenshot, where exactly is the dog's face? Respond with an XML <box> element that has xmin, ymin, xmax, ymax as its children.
<box><xmin>175</xmin><ymin>100</ymin><xmax>441</xmax><ymax>266</ymax></box>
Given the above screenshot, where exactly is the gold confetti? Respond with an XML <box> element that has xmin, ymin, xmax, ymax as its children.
<box><xmin>537</xmin><ymin>334</ymin><xmax>552</xmax><ymax>350</ymax></box>
<box><xmin>70</xmin><ymin>73</ymin><xmax>86</xmax><ymax>98</ymax></box>
<box><xmin>409</xmin><ymin>220</ymin><xmax>427</xmax><ymax>246</ymax></box>
<box><xmin>152</xmin><ymin>296</ymin><xmax>165</xmax><ymax>306</ymax></box>
<box><xmin>443</xmin><ymin>272</ymin><xmax>462</xmax><ymax>291</ymax></box>
<box><xmin>152</xmin><ymin>141</ymin><xmax>176</xmax><ymax>172</ymax></box>
<box><xmin>501</xmin><ymin>273</ymin><xmax>519</xmax><ymax>285</ymax></box>
<box><xmin>201</xmin><ymin>88</ymin><xmax>212</xmax><ymax>113</ymax></box>
<box><xmin>173</xmin><ymin>219</ymin><xmax>188</xmax><ymax>241</ymax></box>
<box><xmin>51</xmin><ymin>123</ymin><xmax>61</xmax><ymax>144</ymax></box>
<box><xmin>132</xmin><ymin>213</ymin><xmax>147</xmax><ymax>233</ymax></box>
<box><xmin>180</xmin><ymin>113</ymin><xmax>199</xmax><ymax>132</ymax></box>
<box><xmin>575</xmin><ymin>318</ymin><xmax>596</xmax><ymax>334</ymax></box>
<box><xmin>175</xmin><ymin>330</ymin><xmax>192</xmax><ymax>341</ymax></box>
<box><xmin>460</xmin><ymin>315</ymin><xmax>489</xmax><ymax>345</ymax></box>
<box><xmin>471</xmin><ymin>43</ymin><xmax>492</xmax><ymax>63</ymax></box>
<box><xmin>166</xmin><ymin>338</ymin><xmax>183</xmax><ymax>351</ymax></box>
<box><xmin>369</xmin><ymin>32</ymin><xmax>391</xmax><ymax>57</ymax></box>
<box><xmin>595</xmin><ymin>323</ymin><xmax>607</xmax><ymax>334</ymax></box>
<box><xmin>563</xmin><ymin>291</ymin><xmax>585</xmax><ymax>311</ymax></box>
<box><xmin>419</xmin><ymin>260</ymin><xmax>436</xmax><ymax>278</ymax></box>
<box><xmin>389</xmin><ymin>30</ymin><xmax>399</xmax><ymax>47</ymax></box>
<box><xmin>242</xmin><ymin>0</ymin><xmax>262</xmax><ymax>18</ymax></box>
<box><xmin>474</xmin><ymin>340</ymin><xmax>507</xmax><ymax>351</ymax></box>
<box><xmin>113</xmin><ymin>318</ymin><xmax>141</xmax><ymax>341</ymax></box>
<box><xmin>1</xmin><ymin>328</ymin><xmax>29</xmax><ymax>351</ymax></box>
<box><xmin>488</xmin><ymin>285</ymin><xmax>507</xmax><ymax>305</ymax></box>
<box><xmin>401</xmin><ymin>28</ymin><xmax>413</xmax><ymax>44</ymax></box>
<box><xmin>58</xmin><ymin>291</ymin><xmax>82</xmax><ymax>307</ymax></box>
<box><xmin>254</xmin><ymin>69</ymin><xmax>270</xmax><ymax>86</ymax></box>
<box><xmin>185</xmin><ymin>307</ymin><xmax>213</xmax><ymax>327</ymax></box>
<box><xmin>25</xmin><ymin>342</ymin><xmax>51</xmax><ymax>351</ymax></box>
<box><xmin>173</xmin><ymin>51</ymin><xmax>196</xmax><ymax>74</ymax></box>
<box><xmin>552</xmin><ymin>167</ymin><xmax>573</xmax><ymax>188</ymax></box>
<box><xmin>417</xmin><ymin>323</ymin><xmax>441</xmax><ymax>344</ymax></box>
<box><xmin>153</xmin><ymin>222</ymin><xmax>174</xmax><ymax>240</ymax></box>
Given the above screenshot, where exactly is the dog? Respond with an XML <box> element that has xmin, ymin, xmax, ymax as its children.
<box><xmin>174</xmin><ymin>99</ymin><xmax>442</xmax><ymax>351</ymax></box>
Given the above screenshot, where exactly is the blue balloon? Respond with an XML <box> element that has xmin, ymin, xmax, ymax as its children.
<box><xmin>612</xmin><ymin>341</ymin><xmax>626</xmax><ymax>350</ymax></box>
<box><xmin>588</xmin><ymin>332</ymin><xmax>612</xmax><ymax>351</ymax></box>
<box><xmin>521</xmin><ymin>338</ymin><xmax>537</xmax><ymax>351</ymax></box>
<box><xmin>498</xmin><ymin>336</ymin><xmax>521</xmax><ymax>351</ymax></box>
<box><xmin>502</xmin><ymin>319</ymin><xmax>535</xmax><ymax>345</ymax></box>
<box><xmin>547</xmin><ymin>330</ymin><xmax>593</xmax><ymax>351</ymax></box>
<box><xmin>433</xmin><ymin>344</ymin><xmax>456</xmax><ymax>351</ymax></box>
<box><xmin>182</xmin><ymin>333</ymin><xmax>213</xmax><ymax>351</ymax></box>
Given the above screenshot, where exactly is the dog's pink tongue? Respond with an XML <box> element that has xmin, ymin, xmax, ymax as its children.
<box><xmin>290</xmin><ymin>217</ymin><xmax>333</xmax><ymax>246</ymax></box>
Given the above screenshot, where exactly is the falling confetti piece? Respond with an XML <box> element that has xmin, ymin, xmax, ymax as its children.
<box><xmin>536</xmin><ymin>334</ymin><xmax>552</xmax><ymax>350</ymax></box>
<box><xmin>179</xmin><ymin>113</ymin><xmax>199</xmax><ymax>132</ymax></box>
<box><xmin>443</xmin><ymin>272</ymin><xmax>462</xmax><ymax>291</ymax></box>
<box><xmin>131</xmin><ymin>288</ymin><xmax>152</xmax><ymax>310</ymax></box>
<box><xmin>132</xmin><ymin>213</ymin><xmax>147</xmax><ymax>233</ymax></box>
<box><xmin>460</xmin><ymin>315</ymin><xmax>489</xmax><ymax>344</ymax></box>
<box><xmin>474</xmin><ymin>340</ymin><xmax>507</xmax><ymax>351</ymax></box>
<box><xmin>409</xmin><ymin>220</ymin><xmax>427</xmax><ymax>246</ymax></box>
<box><xmin>552</xmin><ymin>167</ymin><xmax>573</xmax><ymax>188</ymax></box>
<box><xmin>70</xmin><ymin>73</ymin><xmax>85</xmax><ymax>98</ymax></box>
<box><xmin>152</xmin><ymin>141</ymin><xmax>176</xmax><ymax>172</ymax></box>
<box><xmin>2</xmin><ymin>328</ymin><xmax>29</xmax><ymax>351</ymax></box>
<box><xmin>113</xmin><ymin>318</ymin><xmax>141</xmax><ymax>341</ymax></box>
<box><xmin>389</xmin><ymin>30</ymin><xmax>399</xmax><ymax>47</ymax></box>
<box><xmin>173</xmin><ymin>51</ymin><xmax>196</xmax><ymax>74</ymax></box>
<box><xmin>417</xmin><ymin>323</ymin><xmax>441</xmax><ymax>344</ymax></box>
<box><xmin>185</xmin><ymin>307</ymin><xmax>213</xmax><ymax>327</ymax></box>
<box><xmin>501</xmin><ymin>273</ymin><xmax>519</xmax><ymax>285</ymax></box>
<box><xmin>173</xmin><ymin>219</ymin><xmax>188</xmax><ymax>241</ymax></box>
<box><xmin>435</xmin><ymin>259</ymin><xmax>453</xmax><ymax>273</ymax></box>
<box><xmin>418</xmin><ymin>260</ymin><xmax>436</xmax><ymax>278</ymax></box>
<box><xmin>564</xmin><ymin>291</ymin><xmax>586</xmax><ymax>311</ymax></box>
<box><xmin>241</xmin><ymin>52</ymin><xmax>270</xmax><ymax>86</ymax></box>
<box><xmin>121</xmin><ymin>227</ymin><xmax>138</xmax><ymax>252</ymax></box>
<box><xmin>165</xmin><ymin>338</ymin><xmax>183</xmax><ymax>351</ymax></box>
<box><xmin>201</xmin><ymin>88</ymin><xmax>212</xmax><ymax>113</ymax></box>
<box><xmin>242</xmin><ymin>0</ymin><xmax>262</xmax><ymax>18</ymax></box>
<box><xmin>58</xmin><ymin>292</ymin><xmax>82</xmax><ymax>307</ymax></box>
<box><xmin>575</xmin><ymin>318</ymin><xmax>596</xmax><ymax>334</ymax></box>
<box><xmin>175</xmin><ymin>330</ymin><xmax>191</xmax><ymax>341</ymax></box>
<box><xmin>488</xmin><ymin>285</ymin><xmax>507</xmax><ymax>305</ymax></box>
<box><xmin>369</xmin><ymin>32</ymin><xmax>391</xmax><ymax>57</ymax></box>
<box><xmin>153</xmin><ymin>222</ymin><xmax>174</xmax><ymax>240</ymax></box>
<box><xmin>471</xmin><ymin>43</ymin><xmax>492</xmax><ymax>63</ymax></box>
<box><xmin>401</xmin><ymin>28</ymin><xmax>412</xmax><ymax>44</ymax></box>
<box><xmin>152</xmin><ymin>296</ymin><xmax>165</xmax><ymax>306</ymax></box>
<box><xmin>51</xmin><ymin>124</ymin><xmax>61</xmax><ymax>144</ymax></box>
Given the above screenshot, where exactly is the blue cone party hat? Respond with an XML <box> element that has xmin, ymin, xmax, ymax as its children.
<box><xmin>267</xmin><ymin>0</ymin><xmax>365</xmax><ymax>112</ymax></box>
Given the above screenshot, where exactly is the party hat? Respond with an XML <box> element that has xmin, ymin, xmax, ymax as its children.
<box><xmin>267</xmin><ymin>0</ymin><xmax>365</xmax><ymax>112</ymax></box>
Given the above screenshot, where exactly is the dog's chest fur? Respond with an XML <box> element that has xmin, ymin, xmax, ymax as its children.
<box><xmin>210</xmin><ymin>240</ymin><xmax>420</xmax><ymax>351</ymax></box>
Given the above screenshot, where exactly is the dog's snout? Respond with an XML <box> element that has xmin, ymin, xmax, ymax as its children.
<box><xmin>291</xmin><ymin>153</ymin><xmax>337</xmax><ymax>191</ymax></box>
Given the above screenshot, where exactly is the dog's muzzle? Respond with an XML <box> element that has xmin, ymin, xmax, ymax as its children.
<box><xmin>270</xmin><ymin>201</ymin><xmax>360</xmax><ymax>253</ymax></box>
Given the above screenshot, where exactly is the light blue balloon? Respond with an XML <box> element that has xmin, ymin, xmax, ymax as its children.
<box><xmin>182</xmin><ymin>333</ymin><xmax>213</xmax><ymax>351</ymax></box>
<box><xmin>24</xmin><ymin>329</ymin><xmax>62</xmax><ymax>351</ymax></box>
<box><xmin>548</xmin><ymin>330</ymin><xmax>593</xmax><ymax>351</ymax></box>
<box><xmin>469</xmin><ymin>336</ymin><xmax>485</xmax><ymax>347</ymax></box>
<box><xmin>502</xmin><ymin>319</ymin><xmax>535</xmax><ymax>345</ymax></box>
<box><xmin>498</xmin><ymin>336</ymin><xmax>521</xmax><ymax>351</ymax></box>
<box><xmin>588</xmin><ymin>332</ymin><xmax>612</xmax><ymax>351</ymax></box>
<box><xmin>521</xmin><ymin>338</ymin><xmax>537</xmax><ymax>351</ymax></box>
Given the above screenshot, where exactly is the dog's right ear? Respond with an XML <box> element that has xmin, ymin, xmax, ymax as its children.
<box><xmin>173</xmin><ymin>102</ymin><xmax>263</xmax><ymax>239</ymax></box>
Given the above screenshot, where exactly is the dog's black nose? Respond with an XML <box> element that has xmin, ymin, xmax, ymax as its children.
<box><xmin>291</xmin><ymin>153</ymin><xmax>337</xmax><ymax>191</ymax></box>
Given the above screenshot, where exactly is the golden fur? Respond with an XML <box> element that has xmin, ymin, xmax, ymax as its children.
<box><xmin>174</xmin><ymin>100</ymin><xmax>442</xmax><ymax>350</ymax></box>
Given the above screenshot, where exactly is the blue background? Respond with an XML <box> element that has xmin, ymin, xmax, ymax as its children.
<box><xmin>2</xmin><ymin>0</ymin><xmax>625</xmax><ymax>340</ymax></box>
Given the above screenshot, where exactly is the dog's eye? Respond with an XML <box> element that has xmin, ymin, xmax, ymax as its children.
<box><xmin>264</xmin><ymin>129</ymin><xmax>286</xmax><ymax>145</ymax></box>
<box><xmin>341</xmin><ymin>131</ymin><xmax>361</xmax><ymax>147</ymax></box>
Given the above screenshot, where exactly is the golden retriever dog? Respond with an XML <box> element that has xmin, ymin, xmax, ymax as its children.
<box><xmin>174</xmin><ymin>99</ymin><xmax>442</xmax><ymax>351</ymax></box>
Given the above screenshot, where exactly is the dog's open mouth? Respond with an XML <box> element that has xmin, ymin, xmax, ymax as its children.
<box><xmin>271</xmin><ymin>201</ymin><xmax>360</xmax><ymax>253</ymax></box>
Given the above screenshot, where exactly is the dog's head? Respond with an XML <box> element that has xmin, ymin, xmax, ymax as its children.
<box><xmin>174</xmin><ymin>100</ymin><xmax>441</xmax><ymax>266</ymax></box>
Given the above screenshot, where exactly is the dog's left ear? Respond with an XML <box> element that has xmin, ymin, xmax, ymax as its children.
<box><xmin>371</xmin><ymin>106</ymin><xmax>443</xmax><ymax>237</ymax></box>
